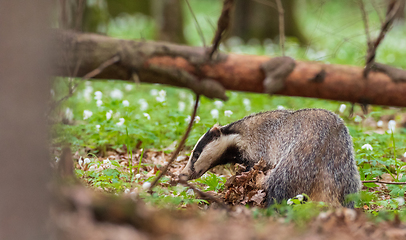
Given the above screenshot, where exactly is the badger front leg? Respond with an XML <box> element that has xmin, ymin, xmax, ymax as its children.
<box><xmin>261</xmin><ymin>57</ymin><xmax>296</xmax><ymax>94</ymax></box>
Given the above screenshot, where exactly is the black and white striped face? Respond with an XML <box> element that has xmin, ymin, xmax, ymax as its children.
<box><xmin>180</xmin><ymin>125</ymin><xmax>239</xmax><ymax>180</ymax></box>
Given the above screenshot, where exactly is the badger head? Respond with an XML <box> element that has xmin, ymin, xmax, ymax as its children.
<box><xmin>179</xmin><ymin>124</ymin><xmax>240</xmax><ymax>180</ymax></box>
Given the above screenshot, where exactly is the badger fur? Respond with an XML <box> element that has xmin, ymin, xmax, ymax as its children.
<box><xmin>180</xmin><ymin>109</ymin><xmax>361</xmax><ymax>207</ymax></box>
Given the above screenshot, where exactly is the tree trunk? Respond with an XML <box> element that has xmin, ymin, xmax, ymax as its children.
<box><xmin>152</xmin><ymin>0</ymin><xmax>186</xmax><ymax>44</ymax></box>
<box><xmin>54</xmin><ymin>31</ymin><xmax>406</xmax><ymax>107</ymax></box>
<box><xmin>59</xmin><ymin>0</ymin><xmax>152</xmax><ymax>33</ymax></box>
<box><xmin>0</xmin><ymin>1</ymin><xmax>51</xmax><ymax>240</ymax></box>
<box><xmin>230</xmin><ymin>0</ymin><xmax>307</xmax><ymax>44</ymax></box>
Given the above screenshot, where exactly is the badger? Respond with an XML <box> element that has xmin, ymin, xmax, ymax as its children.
<box><xmin>180</xmin><ymin>109</ymin><xmax>361</xmax><ymax>207</ymax></box>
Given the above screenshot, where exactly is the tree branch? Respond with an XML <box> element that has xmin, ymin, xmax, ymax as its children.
<box><xmin>364</xmin><ymin>0</ymin><xmax>401</xmax><ymax>78</ymax></box>
<box><xmin>50</xmin><ymin>54</ymin><xmax>120</xmax><ymax>110</ymax></box>
<box><xmin>362</xmin><ymin>179</ymin><xmax>406</xmax><ymax>185</ymax></box>
<box><xmin>209</xmin><ymin>0</ymin><xmax>234</xmax><ymax>59</ymax></box>
<box><xmin>149</xmin><ymin>94</ymin><xmax>200</xmax><ymax>191</ymax></box>
<box><xmin>53</xmin><ymin>30</ymin><xmax>406</xmax><ymax>107</ymax></box>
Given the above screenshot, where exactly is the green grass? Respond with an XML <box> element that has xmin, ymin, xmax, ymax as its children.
<box><xmin>52</xmin><ymin>0</ymin><xmax>406</xmax><ymax>222</ymax></box>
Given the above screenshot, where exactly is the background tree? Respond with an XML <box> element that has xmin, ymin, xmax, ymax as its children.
<box><xmin>152</xmin><ymin>0</ymin><xmax>186</xmax><ymax>43</ymax></box>
<box><xmin>230</xmin><ymin>0</ymin><xmax>307</xmax><ymax>44</ymax></box>
<box><xmin>58</xmin><ymin>0</ymin><xmax>186</xmax><ymax>43</ymax></box>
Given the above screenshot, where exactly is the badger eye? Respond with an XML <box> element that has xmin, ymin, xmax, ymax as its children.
<box><xmin>194</xmin><ymin>152</ymin><xmax>200</xmax><ymax>159</ymax></box>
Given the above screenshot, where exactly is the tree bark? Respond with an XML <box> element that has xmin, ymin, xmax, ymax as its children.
<box><xmin>0</xmin><ymin>1</ymin><xmax>51</xmax><ymax>240</ymax></box>
<box><xmin>54</xmin><ymin>30</ymin><xmax>406</xmax><ymax>107</ymax></box>
<box><xmin>152</xmin><ymin>0</ymin><xmax>186</xmax><ymax>44</ymax></box>
<box><xmin>230</xmin><ymin>0</ymin><xmax>307</xmax><ymax>44</ymax></box>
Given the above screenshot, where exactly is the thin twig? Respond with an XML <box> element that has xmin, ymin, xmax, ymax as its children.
<box><xmin>359</xmin><ymin>0</ymin><xmax>371</xmax><ymax>47</ymax></box>
<box><xmin>51</xmin><ymin>55</ymin><xmax>120</xmax><ymax>109</ymax></box>
<box><xmin>275</xmin><ymin>0</ymin><xmax>285</xmax><ymax>56</ymax></box>
<box><xmin>362</xmin><ymin>179</ymin><xmax>406</xmax><ymax>185</ymax></box>
<box><xmin>185</xmin><ymin>0</ymin><xmax>206</xmax><ymax>47</ymax></box>
<box><xmin>209</xmin><ymin>0</ymin><xmax>234</xmax><ymax>59</ymax></box>
<box><xmin>180</xmin><ymin>180</ymin><xmax>230</xmax><ymax>211</ymax></box>
<box><xmin>364</xmin><ymin>0</ymin><xmax>401</xmax><ymax>78</ymax></box>
<box><xmin>149</xmin><ymin>94</ymin><xmax>200</xmax><ymax>190</ymax></box>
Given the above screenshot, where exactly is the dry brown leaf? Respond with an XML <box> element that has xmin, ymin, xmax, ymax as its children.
<box><xmin>250</xmin><ymin>190</ymin><xmax>266</xmax><ymax>206</ymax></box>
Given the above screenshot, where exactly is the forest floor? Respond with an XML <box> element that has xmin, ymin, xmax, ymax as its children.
<box><xmin>51</xmin><ymin>149</ymin><xmax>406</xmax><ymax>240</ymax></box>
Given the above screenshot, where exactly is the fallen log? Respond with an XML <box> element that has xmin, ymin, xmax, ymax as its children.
<box><xmin>54</xmin><ymin>30</ymin><xmax>406</xmax><ymax>107</ymax></box>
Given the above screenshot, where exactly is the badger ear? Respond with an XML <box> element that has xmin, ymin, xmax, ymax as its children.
<box><xmin>210</xmin><ymin>124</ymin><xmax>222</xmax><ymax>138</ymax></box>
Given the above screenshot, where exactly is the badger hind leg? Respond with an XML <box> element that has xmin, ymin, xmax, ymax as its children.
<box><xmin>326</xmin><ymin>125</ymin><xmax>361</xmax><ymax>208</ymax></box>
<box><xmin>265</xmin><ymin>123</ymin><xmax>361</xmax><ymax>208</ymax></box>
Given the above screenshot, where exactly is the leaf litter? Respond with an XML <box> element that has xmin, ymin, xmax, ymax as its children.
<box><xmin>51</xmin><ymin>143</ymin><xmax>406</xmax><ymax>240</ymax></box>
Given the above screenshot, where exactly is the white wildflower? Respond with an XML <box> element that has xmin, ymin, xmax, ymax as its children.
<box><xmin>243</xmin><ymin>98</ymin><xmax>251</xmax><ymax>111</ymax></box>
<box><xmin>178</xmin><ymin>101</ymin><xmax>186</xmax><ymax>112</ymax></box>
<box><xmin>287</xmin><ymin>199</ymin><xmax>293</xmax><ymax>205</ymax></box>
<box><xmin>150</xmin><ymin>89</ymin><xmax>159</xmax><ymax>96</ymax></box>
<box><xmin>143</xmin><ymin>113</ymin><xmax>151</xmax><ymax>120</ymax></box>
<box><xmin>377</xmin><ymin>120</ymin><xmax>383</xmax><ymax>127</ymax></box>
<box><xmin>277</xmin><ymin>105</ymin><xmax>285</xmax><ymax>110</ymax></box>
<box><xmin>116</xmin><ymin>118</ymin><xmax>125</xmax><ymax>126</ymax></box>
<box><xmin>125</xmin><ymin>84</ymin><xmax>133</xmax><ymax>91</ymax></box>
<box><xmin>103</xmin><ymin>159</ymin><xmax>112</xmax><ymax>168</ymax></box>
<box><xmin>55</xmin><ymin>157</ymin><xmax>60</xmax><ymax>162</ymax></box>
<box><xmin>124</xmin><ymin>189</ymin><xmax>130</xmax><ymax>194</ymax></box>
<box><xmin>339</xmin><ymin>104</ymin><xmax>346</xmax><ymax>113</ymax></box>
<box><xmin>388</xmin><ymin>120</ymin><xmax>396</xmax><ymax>133</ymax></box>
<box><xmin>94</xmin><ymin>91</ymin><xmax>102</xmax><ymax>100</ymax></box>
<box><xmin>83</xmin><ymin>110</ymin><xmax>93</xmax><ymax>120</ymax></box>
<box><xmin>185</xmin><ymin>115</ymin><xmax>200</xmax><ymax>123</ymax></box>
<box><xmin>142</xmin><ymin>182</ymin><xmax>151</xmax><ymax>190</ymax></box>
<box><xmin>96</xmin><ymin>125</ymin><xmax>100</xmax><ymax>131</ymax></box>
<box><xmin>361</xmin><ymin>144</ymin><xmax>373</xmax><ymax>151</ymax></box>
<box><xmin>83</xmin><ymin>86</ymin><xmax>93</xmax><ymax>101</ymax></box>
<box><xmin>194</xmin><ymin>116</ymin><xmax>200</xmax><ymax>123</ymax></box>
<box><xmin>404</xmin><ymin>152</ymin><xmax>406</xmax><ymax>158</ymax></box>
<box><xmin>210</xmin><ymin>109</ymin><xmax>219</xmax><ymax>119</ymax></box>
<box><xmin>138</xmin><ymin>99</ymin><xmax>148</xmax><ymax>111</ymax></box>
<box><xmin>224</xmin><ymin>110</ymin><xmax>233</xmax><ymax>117</ymax></box>
<box><xmin>78</xmin><ymin>158</ymin><xmax>83</xmax><ymax>167</ymax></box>
<box><xmin>135</xmin><ymin>174</ymin><xmax>141</xmax><ymax>179</ymax></box>
<box><xmin>110</xmin><ymin>89</ymin><xmax>123</xmax><ymax>100</ymax></box>
<box><xmin>83</xmin><ymin>158</ymin><xmax>91</xmax><ymax>165</ymax></box>
<box><xmin>214</xmin><ymin>100</ymin><xmax>224</xmax><ymax>109</ymax></box>
<box><xmin>65</xmin><ymin>108</ymin><xmax>74</xmax><ymax>121</ymax></box>
<box><xmin>96</xmin><ymin>99</ymin><xmax>103</xmax><ymax>107</ymax></box>
<box><xmin>186</xmin><ymin>189</ymin><xmax>194</xmax><ymax>196</ymax></box>
<box><xmin>395</xmin><ymin>197</ymin><xmax>405</xmax><ymax>206</ymax></box>
<box><xmin>122</xmin><ymin>100</ymin><xmax>130</xmax><ymax>107</ymax></box>
<box><xmin>296</xmin><ymin>194</ymin><xmax>304</xmax><ymax>202</ymax></box>
<box><xmin>106</xmin><ymin>110</ymin><xmax>112</xmax><ymax>120</ymax></box>
<box><xmin>88</xmin><ymin>165</ymin><xmax>96</xmax><ymax>171</ymax></box>
<box><xmin>156</xmin><ymin>90</ymin><xmax>166</xmax><ymax>102</ymax></box>
<box><xmin>354</xmin><ymin>115</ymin><xmax>362</xmax><ymax>123</ymax></box>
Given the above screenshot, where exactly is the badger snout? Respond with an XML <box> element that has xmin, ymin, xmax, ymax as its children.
<box><xmin>178</xmin><ymin>173</ymin><xmax>189</xmax><ymax>182</ymax></box>
<box><xmin>179</xmin><ymin>161</ymin><xmax>193</xmax><ymax>180</ymax></box>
